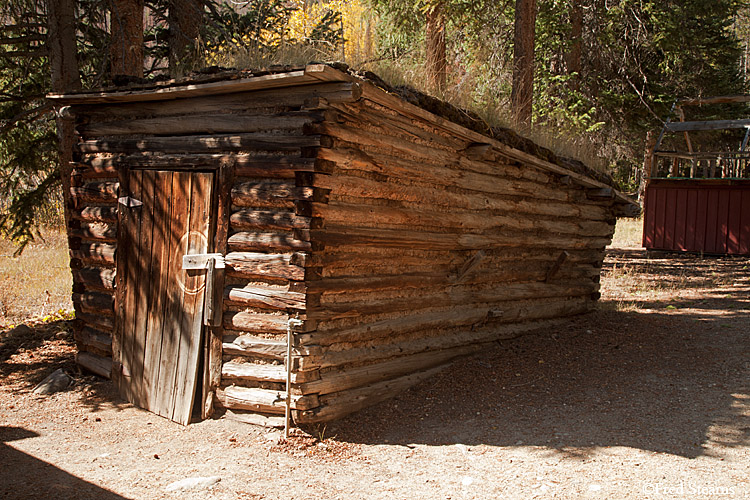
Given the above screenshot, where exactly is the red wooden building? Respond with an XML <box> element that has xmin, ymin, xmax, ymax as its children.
<box><xmin>643</xmin><ymin>96</ymin><xmax>750</xmax><ymax>255</ymax></box>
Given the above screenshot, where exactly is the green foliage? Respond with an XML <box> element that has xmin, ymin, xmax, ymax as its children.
<box><xmin>0</xmin><ymin>0</ymin><xmax>62</xmax><ymax>248</ymax></box>
<box><xmin>370</xmin><ymin>0</ymin><xmax>748</xmax><ymax>191</ymax></box>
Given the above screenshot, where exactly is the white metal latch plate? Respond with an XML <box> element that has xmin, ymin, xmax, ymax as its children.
<box><xmin>118</xmin><ymin>196</ymin><xmax>143</xmax><ymax>208</ymax></box>
<box><xmin>182</xmin><ymin>253</ymin><xmax>225</xmax><ymax>270</ymax></box>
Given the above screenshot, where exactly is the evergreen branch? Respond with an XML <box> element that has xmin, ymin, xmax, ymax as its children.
<box><xmin>0</xmin><ymin>103</ymin><xmax>53</xmax><ymax>134</ymax></box>
<box><xmin>0</xmin><ymin>48</ymin><xmax>48</xmax><ymax>58</ymax></box>
<box><xmin>0</xmin><ymin>168</ymin><xmax>61</xmax><ymax>256</ymax></box>
<box><xmin>0</xmin><ymin>34</ymin><xmax>46</xmax><ymax>45</ymax></box>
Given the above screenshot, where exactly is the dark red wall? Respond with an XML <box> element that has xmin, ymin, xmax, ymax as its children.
<box><xmin>643</xmin><ymin>179</ymin><xmax>750</xmax><ymax>255</ymax></box>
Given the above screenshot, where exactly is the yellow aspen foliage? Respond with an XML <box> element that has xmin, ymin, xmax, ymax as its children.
<box><xmin>286</xmin><ymin>0</ymin><xmax>373</xmax><ymax>62</ymax></box>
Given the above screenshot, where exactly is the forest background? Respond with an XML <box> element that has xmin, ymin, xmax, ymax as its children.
<box><xmin>2</xmin><ymin>0</ymin><xmax>750</xmax><ymax>249</ymax></box>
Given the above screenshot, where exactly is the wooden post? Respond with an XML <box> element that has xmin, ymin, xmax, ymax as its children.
<box><xmin>512</xmin><ymin>0</ymin><xmax>537</xmax><ymax>127</ymax></box>
<box><xmin>640</xmin><ymin>130</ymin><xmax>656</xmax><ymax>202</ymax></box>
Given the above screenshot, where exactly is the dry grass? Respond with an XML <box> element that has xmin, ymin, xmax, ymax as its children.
<box><xmin>609</xmin><ymin>217</ymin><xmax>644</xmax><ymax>249</ymax></box>
<box><xmin>0</xmin><ymin>229</ymin><xmax>73</xmax><ymax>330</ymax></box>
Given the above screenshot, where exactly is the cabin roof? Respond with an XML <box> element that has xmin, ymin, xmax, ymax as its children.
<box><xmin>48</xmin><ymin>63</ymin><xmax>638</xmax><ymax>211</ymax></box>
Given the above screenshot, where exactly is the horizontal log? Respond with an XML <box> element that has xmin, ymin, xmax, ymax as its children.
<box><xmin>72</xmin><ymin>267</ymin><xmax>116</xmax><ymax>292</ymax></box>
<box><xmin>295</xmin><ymin>365</ymin><xmax>445</xmax><ymax>424</ymax></box>
<box><xmin>229</xmin><ymin>209</ymin><xmax>311</xmax><ymax>231</ymax></box>
<box><xmin>299</xmin><ymin>343</ymin><xmax>481</xmax><ymax>396</ymax></box>
<box><xmin>312</xmin><ymin>201</ymin><xmax>614</xmax><ymax>237</ymax></box>
<box><xmin>587</xmin><ymin>188</ymin><xmax>614</xmax><ymax>200</ymax></box>
<box><xmin>75</xmin><ymin>326</ymin><xmax>112</xmax><ymax>355</ymax></box>
<box><xmin>70</xmin><ymin>242</ymin><xmax>116</xmax><ymax>266</ymax></box>
<box><xmin>222</xmin><ymin>360</ymin><xmax>318</xmax><ymax>384</ymax></box>
<box><xmin>76</xmin><ymin>133</ymin><xmax>325</xmax><ymax>154</ymax></box>
<box><xmin>312</xmin><ymin>280</ymin><xmax>596</xmax><ymax>307</ymax></box>
<box><xmin>74</xmin><ymin>312</ymin><xmax>114</xmax><ymax>333</ymax></box>
<box><xmin>222</xmin><ymin>334</ymin><xmax>286</xmax><ymax>359</ymax></box>
<box><xmin>222</xmin><ymin>410</ymin><xmax>285</xmax><ymax>428</ymax></box>
<box><xmin>222</xmin><ymin>332</ymin><xmax>321</xmax><ymax>358</ymax></box>
<box><xmin>223</xmin><ymin>311</ymin><xmax>289</xmax><ymax>334</ymax></box>
<box><xmin>72</xmin><ymin>206</ymin><xmax>118</xmax><ymax>223</ymax></box>
<box><xmin>614</xmin><ymin>202</ymin><xmax>642</xmax><ymax>218</ymax></box>
<box><xmin>70</xmin><ymin>82</ymin><xmax>363</xmax><ymax>119</ymax></box>
<box><xmin>70</xmin><ymin>161</ymin><xmax>117</xmax><ymax>178</ymax></box>
<box><xmin>76</xmin><ymin>351</ymin><xmax>112</xmax><ymax>378</ymax></box>
<box><xmin>71</xmin><ymin>221</ymin><xmax>117</xmax><ymax>242</ymax></box>
<box><xmin>231</xmin><ymin>180</ymin><xmax>311</xmax><ymax>209</ymax></box>
<box><xmin>311</xmin><ymin>225</ymin><xmax>611</xmax><ymax>251</ymax></box>
<box><xmin>298</xmin><ymin>317</ymin><xmax>568</xmax><ymax>371</ymax></box>
<box><xmin>224</xmin><ymin>285</ymin><xmax>306</xmax><ymax>311</ymax></box>
<box><xmin>70</xmin><ymin>181</ymin><xmax>118</xmax><ymax>204</ymax></box>
<box><xmin>76</xmin><ymin>111</ymin><xmax>320</xmax><ymax>137</ymax></box>
<box><xmin>298</xmin><ymin>296</ymin><xmax>592</xmax><ymax>346</ymax></box>
<box><xmin>216</xmin><ymin>386</ymin><xmax>319</xmax><ymax>413</ymax></box>
<box><xmin>224</xmin><ymin>252</ymin><xmax>305</xmax><ymax>280</ymax></box>
<box><xmin>221</xmin><ymin>361</ymin><xmax>286</xmax><ymax>383</ymax></box>
<box><xmin>308</xmin><ymin>246</ymin><xmax>602</xmax><ymax>271</ymax></box>
<box><xmin>316</xmin><ymin>168</ymin><xmax>570</xmax><ymax>210</ymax></box>
<box><xmin>72</xmin><ymin>291</ymin><xmax>114</xmax><ymax>316</ymax></box>
<box><xmin>227</xmin><ymin>232</ymin><xmax>312</xmax><ymax>252</ymax></box>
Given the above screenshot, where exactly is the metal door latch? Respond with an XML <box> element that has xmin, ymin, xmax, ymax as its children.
<box><xmin>181</xmin><ymin>253</ymin><xmax>225</xmax><ymax>270</ymax></box>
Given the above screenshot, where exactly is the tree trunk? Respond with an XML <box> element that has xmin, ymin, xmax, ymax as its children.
<box><xmin>46</xmin><ymin>0</ymin><xmax>81</xmax><ymax>235</ymax></box>
<box><xmin>110</xmin><ymin>0</ymin><xmax>143</xmax><ymax>78</ymax></box>
<box><xmin>168</xmin><ymin>0</ymin><xmax>204</xmax><ymax>74</ymax></box>
<box><xmin>425</xmin><ymin>2</ymin><xmax>446</xmax><ymax>94</ymax></box>
<box><xmin>566</xmin><ymin>0</ymin><xmax>582</xmax><ymax>89</ymax></box>
<box><xmin>511</xmin><ymin>0</ymin><xmax>536</xmax><ymax>127</ymax></box>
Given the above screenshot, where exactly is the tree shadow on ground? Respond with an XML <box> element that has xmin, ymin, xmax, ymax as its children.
<box><xmin>328</xmin><ymin>252</ymin><xmax>750</xmax><ymax>460</ymax></box>
<box><xmin>0</xmin><ymin>426</ymin><xmax>130</xmax><ymax>500</ymax></box>
<box><xmin>0</xmin><ymin>320</ymin><xmax>127</xmax><ymax>414</ymax></box>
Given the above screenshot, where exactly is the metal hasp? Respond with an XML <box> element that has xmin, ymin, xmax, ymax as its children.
<box><xmin>182</xmin><ymin>253</ymin><xmax>225</xmax><ymax>326</ymax></box>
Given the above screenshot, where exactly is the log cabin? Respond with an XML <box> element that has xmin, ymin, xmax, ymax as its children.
<box><xmin>48</xmin><ymin>64</ymin><xmax>639</xmax><ymax>427</ymax></box>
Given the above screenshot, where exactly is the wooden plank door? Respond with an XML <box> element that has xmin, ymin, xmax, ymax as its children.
<box><xmin>115</xmin><ymin>169</ymin><xmax>215</xmax><ymax>425</ymax></box>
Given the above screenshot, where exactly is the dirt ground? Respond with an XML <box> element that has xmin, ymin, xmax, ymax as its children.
<box><xmin>1</xmin><ymin>243</ymin><xmax>749</xmax><ymax>499</ymax></box>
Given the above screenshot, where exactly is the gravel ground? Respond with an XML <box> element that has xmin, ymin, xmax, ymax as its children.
<box><xmin>1</xmin><ymin>246</ymin><xmax>749</xmax><ymax>500</ymax></box>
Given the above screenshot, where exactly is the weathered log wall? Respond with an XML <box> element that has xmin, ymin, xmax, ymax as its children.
<box><xmin>54</xmin><ymin>65</ymin><xmax>632</xmax><ymax>426</ymax></box>
<box><xmin>290</xmin><ymin>92</ymin><xmax>617</xmax><ymax>424</ymax></box>
<box><xmin>65</xmin><ymin>80</ymin><xmax>363</xmax><ymax>423</ymax></box>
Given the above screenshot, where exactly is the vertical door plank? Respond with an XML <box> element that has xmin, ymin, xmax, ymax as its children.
<box><xmin>154</xmin><ymin>171</ymin><xmax>191</xmax><ymax>418</ymax></box>
<box><xmin>130</xmin><ymin>169</ymin><xmax>157</xmax><ymax>408</ymax></box>
<box><xmin>113</xmin><ymin>166</ymin><xmax>131</xmax><ymax>393</ymax></box>
<box><xmin>171</xmin><ymin>172</ymin><xmax>213</xmax><ymax>424</ymax></box>
<box><xmin>143</xmin><ymin>170</ymin><xmax>175</xmax><ymax>414</ymax></box>
<box><xmin>120</xmin><ymin>169</ymin><xmax>144</xmax><ymax>403</ymax></box>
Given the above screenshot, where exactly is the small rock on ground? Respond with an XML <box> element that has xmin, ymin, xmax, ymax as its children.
<box><xmin>32</xmin><ymin>368</ymin><xmax>70</xmax><ymax>395</ymax></box>
<box><xmin>165</xmin><ymin>476</ymin><xmax>221</xmax><ymax>492</ymax></box>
